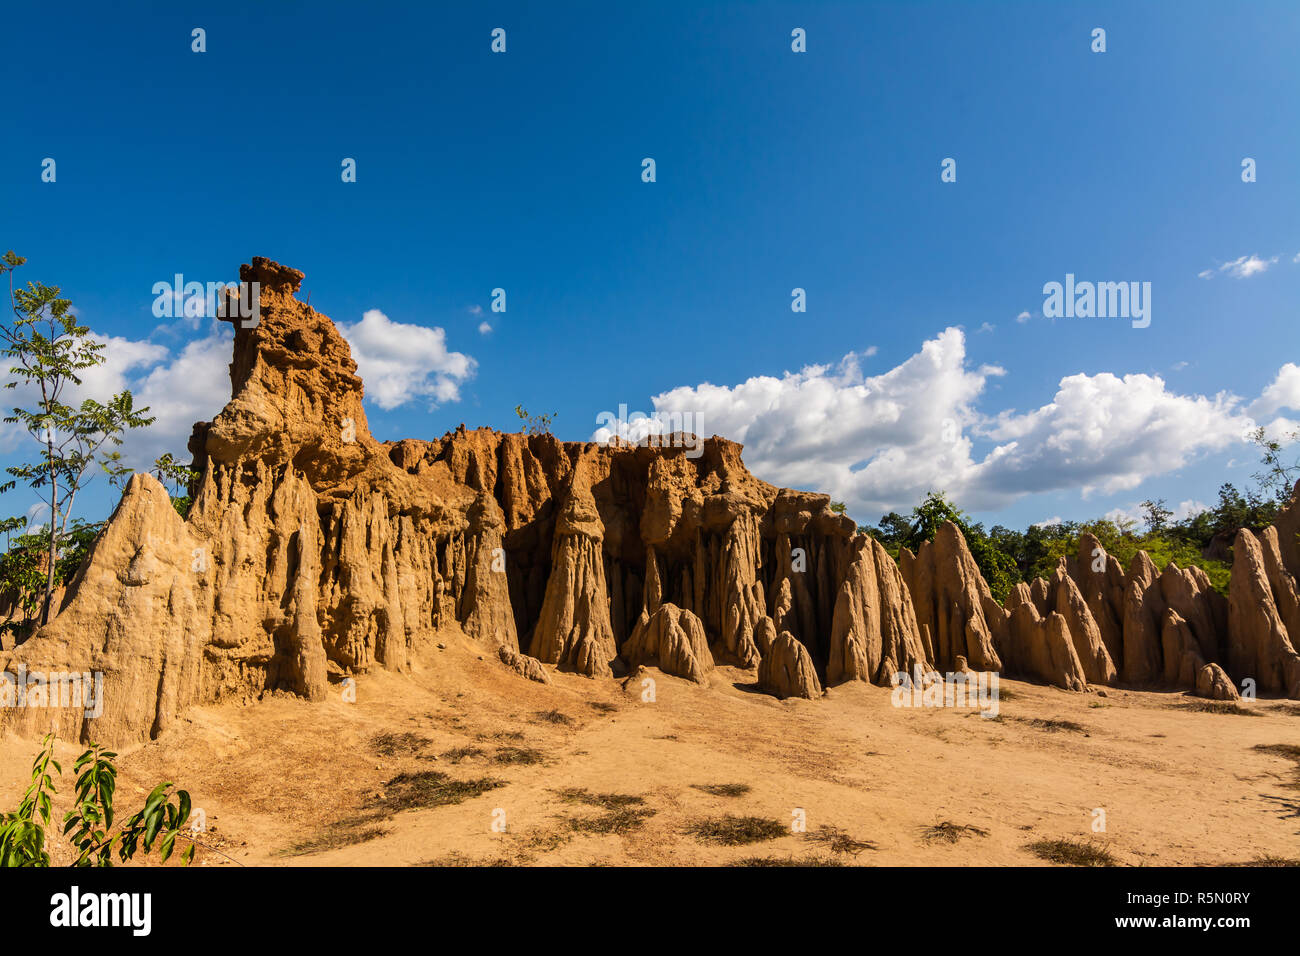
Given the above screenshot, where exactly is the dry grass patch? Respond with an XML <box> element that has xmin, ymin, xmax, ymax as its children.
<box><xmin>419</xmin><ymin>852</ymin><xmax>517</xmax><ymax>867</ymax></box>
<box><xmin>1222</xmin><ymin>855</ymin><xmax>1300</xmax><ymax>866</ymax></box>
<box><xmin>533</xmin><ymin>709</ymin><xmax>575</xmax><ymax>726</ymax></box>
<box><xmin>439</xmin><ymin>746</ymin><xmax>485</xmax><ymax>763</ymax></box>
<box><xmin>370</xmin><ymin>732</ymin><xmax>430</xmax><ymax>756</ymax></box>
<box><xmin>519</xmin><ymin>829</ymin><xmax>572</xmax><ymax>853</ymax></box>
<box><xmin>920</xmin><ymin>821</ymin><xmax>989</xmax><ymax>845</ymax></box>
<box><xmin>1022</xmin><ymin>717</ymin><xmax>1089</xmax><ymax>734</ymax></box>
<box><xmin>688</xmin><ymin>815</ymin><xmax>787</xmax><ymax>846</ymax></box>
<box><xmin>551</xmin><ymin>787</ymin><xmax>655</xmax><ymax>835</ymax></box>
<box><xmin>1179</xmin><ymin>700</ymin><xmax>1262</xmax><ymax>717</ymax></box>
<box><xmin>282</xmin><ymin>824</ymin><xmax>390</xmax><ymax>857</ymax></box>
<box><xmin>690</xmin><ymin>783</ymin><xmax>752</xmax><ymax>797</ymax></box>
<box><xmin>731</xmin><ymin>854</ymin><xmax>847</xmax><ymax>867</ymax></box>
<box><xmin>1026</xmin><ymin>838</ymin><xmax>1117</xmax><ymax>866</ymax></box>
<box><xmin>552</xmin><ymin>787</ymin><xmax>646</xmax><ymax>809</ymax></box>
<box><xmin>477</xmin><ymin>730</ymin><xmax>526</xmax><ymax>741</ymax></box>
<box><xmin>375</xmin><ymin>771</ymin><xmax>504</xmax><ymax>812</ymax></box>
<box><xmin>493</xmin><ymin>746</ymin><xmax>546</xmax><ymax>766</ymax></box>
<box><xmin>566</xmin><ymin>806</ymin><xmax>656</xmax><ymax>835</ymax></box>
<box><xmin>805</xmin><ymin>824</ymin><xmax>876</xmax><ymax>856</ymax></box>
<box><xmin>1254</xmin><ymin>743</ymin><xmax>1300</xmax><ymax>789</ymax></box>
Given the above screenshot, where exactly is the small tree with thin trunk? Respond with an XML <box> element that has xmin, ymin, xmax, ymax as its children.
<box><xmin>0</xmin><ymin>252</ymin><xmax>155</xmax><ymax>625</ymax></box>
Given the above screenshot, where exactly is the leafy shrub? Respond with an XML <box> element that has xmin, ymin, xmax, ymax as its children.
<box><xmin>0</xmin><ymin>734</ymin><xmax>196</xmax><ymax>867</ymax></box>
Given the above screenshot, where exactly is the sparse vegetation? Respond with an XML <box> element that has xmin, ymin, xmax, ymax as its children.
<box><xmin>921</xmin><ymin>821</ymin><xmax>989</xmax><ymax>845</ymax></box>
<box><xmin>1223</xmin><ymin>855</ymin><xmax>1299</xmax><ymax>867</ymax></box>
<box><xmin>521</xmin><ymin>829</ymin><xmax>572</xmax><ymax>853</ymax></box>
<box><xmin>731</xmin><ymin>854</ymin><xmax>847</xmax><ymax>867</ymax></box>
<box><xmin>514</xmin><ymin>405</ymin><xmax>556</xmax><ymax>436</ymax></box>
<box><xmin>419</xmin><ymin>852</ymin><xmax>517</xmax><ymax>867</ymax></box>
<box><xmin>552</xmin><ymin>788</ymin><xmax>645</xmax><ymax>810</ymax></box>
<box><xmin>284</xmin><ymin>824</ymin><xmax>390</xmax><ymax>857</ymax></box>
<box><xmin>687</xmin><ymin>815</ymin><xmax>787</xmax><ymax>846</ymax></box>
<box><xmin>1019</xmin><ymin>717</ymin><xmax>1089</xmax><ymax>734</ymax></box>
<box><xmin>1026</xmin><ymin>838</ymin><xmax>1117</xmax><ymax>866</ymax></box>
<box><xmin>551</xmin><ymin>788</ymin><xmax>655</xmax><ymax>835</ymax></box>
<box><xmin>374</xmin><ymin>771</ymin><xmax>504</xmax><ymax>813</ymax></box>
<box><xmin>493</xmin><ymin>746</ymin><xmax>545</xmax><ymax>766</ymax></box>
<box><xmin>566</xmin><ymin>806</ymin><xmax>656</xmax><ymax>835</ymax></box>
<box><xmin>691</xmin><ymin>783</ymin><xmax>752</xmax><ymax>798</ymax></box>
<box><xmin>1254</xmin><ymin>743</ymin><xmax>1300</xmax><ymax>789</ymax></box>
<box><xmin>533</xmin><ymin>709</ymin><xmax>574</xmax><ymax>726</ymax></box>
<box><xmin>805</xmin><ymin>824</ymin><xmax>876</xmax><ymax>856</ymax></box>
<box><xmin>1180</xmin><ymin>700</ymin><xmax>1262</xmax><ymax>717</ymax></box>
<box><xmin>370</xmin><ymin>732</ymin><xmax>430</xmax><ymax>757</ymax></box>
<box><xmin>439</xmin><ymin>746</ymin><xmax>485</xmax><ymax>764</ymax></box>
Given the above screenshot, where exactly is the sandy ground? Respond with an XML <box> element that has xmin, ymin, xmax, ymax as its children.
<box><xmin>3</xmin><ymin>631</ymin><xmax>1298</xmax><ymax>867</ymax></box>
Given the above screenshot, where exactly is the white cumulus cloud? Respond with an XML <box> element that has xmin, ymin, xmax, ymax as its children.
<box><xmin>631</xmin><ymin>327</ymin><xmax>1271</xmax><ymax>519</ymax></box>
<box><xmin>1250</xmin><ymin>362</ymin><xmax>1300</xmax><ymax>420</ymax></box>
<box><xmin>337</xmin><ymin>309</ymin><xmax>476</xmax><ymax>411</ymax></box>
<box><xmin>0</xmin><ymin>326</ymin><xmax>232</xmax><ymax>477</ymax></box>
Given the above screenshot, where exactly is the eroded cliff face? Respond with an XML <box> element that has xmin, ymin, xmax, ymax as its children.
<box><xmin>2</xmin><ymin>258</ymin><xmax>1298</xmax><ymax>745</ymax></box>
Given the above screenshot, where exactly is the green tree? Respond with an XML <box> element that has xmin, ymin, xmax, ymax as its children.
<box><xmin>1249</xmin><ymin>425</ymin><xmax>1300</xmax><ymax>504</ymax></box>
<box><xmin>1140</xmin><ymin>498</ymin><xmax>1173</xmax><ymax>536</ymax></box>
<box><xmin>899</xmin><ymin>491</ymin><xmax>1020</xmax><ymax>602</ymax></box>
<box><xmin>905</xmin><ymin>490</ymin><xmax>968</xmax><ymax>551</ymax></box>
<box><xmin>0</xmin><ymin>515</ymin><xmax>104</xmax><ymax>640</ymax></box>
<box><xmin>0</xmin><ymin>252</ymin><xmax>155</xmax><ymax>624</ymax></box>
<box><xmin>862</xmin><ymin>511</ymin><xmax>912</xmax><ymax>551</ymax></box>
<box><xmin>0</xmin><ymin>515</ymin><xmax>45</xmax><ymax>631</ymax></box>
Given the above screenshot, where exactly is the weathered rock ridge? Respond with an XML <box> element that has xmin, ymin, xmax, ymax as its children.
<box><xmin>2</xmin><ymin>259</ymin><xmax>1297</xmax><ymax>745</ymax></box>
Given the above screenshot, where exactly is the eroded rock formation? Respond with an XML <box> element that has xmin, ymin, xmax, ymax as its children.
<box><xmin>758</xmin><ymin>629</ymin><xmax>823</xmax><ymax>700</ymax></box>
<box><xmin>2</xmin><ymin>258</ymin><xmax>1298</xmax><ymax>745</ymax></box>
<box><xmin>901</xmin><ymin>524</ymin><xmax>1003</xmax><ymax>674</ymax></box>
<box><xmin>624</xmin><ymin>603</ymin><xmax>715</xmax><ymax>685</ymax></box>
<box><xmin>828</xmin><ymin>537</ymin><xmax>929</xmax><ymax>686</ymax></box>
<box><xmin>1228</xmin><ymin>528</ymin><xmax>1300</xmax><ymax>697</ymax></box>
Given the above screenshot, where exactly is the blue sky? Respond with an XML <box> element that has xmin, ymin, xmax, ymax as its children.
<box><xmin>2</xmin><ymin>0</ymin><xmax>1298</xmax><ymax>533</ymax></box>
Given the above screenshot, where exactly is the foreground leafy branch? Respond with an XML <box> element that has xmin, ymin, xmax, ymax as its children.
<box><xmin>0</xmin><ymin>734</ymin><xmax>195</xmax><ymax>867</ymax></box>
